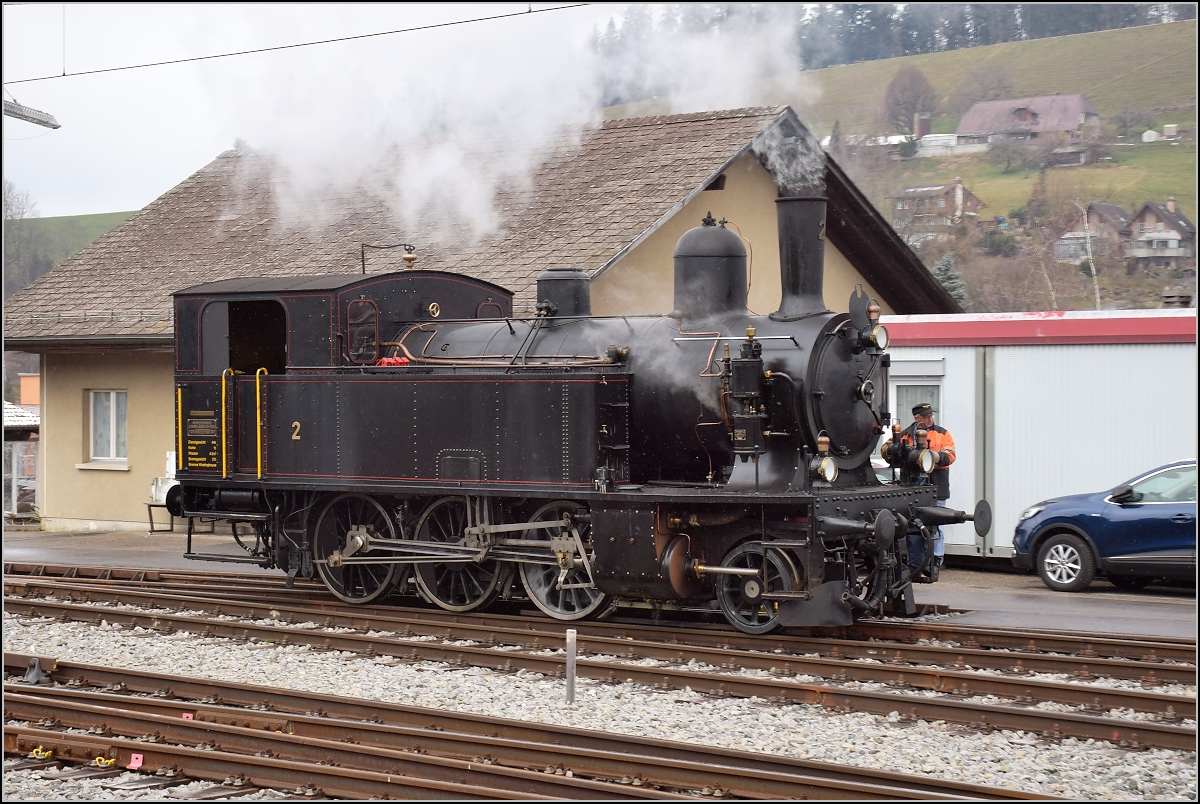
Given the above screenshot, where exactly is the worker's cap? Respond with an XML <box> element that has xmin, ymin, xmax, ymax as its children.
<box><xmin>912</xmin><ymin>403</ymin><xmax>936</xmax><ymax>416</ymax></box>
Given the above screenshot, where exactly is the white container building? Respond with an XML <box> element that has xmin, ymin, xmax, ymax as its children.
<box><xmin>880</xmin><ymin>309</ymin><xmax>1197</xmax><ymax>561</ymax></box>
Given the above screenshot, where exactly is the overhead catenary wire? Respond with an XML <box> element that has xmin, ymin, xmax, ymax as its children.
<box><xmin>4</xmin><ymin>4</ymin><xmax>590</xmax><ymax>85</ymax></box>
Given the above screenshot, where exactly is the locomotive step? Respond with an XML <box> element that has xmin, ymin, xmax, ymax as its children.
<box><xmin>183</xmin><ymin>511</ymin><xmax>272</xmax><ymax>522</ymax></box>
<box><xmin>183</xmin><ymin>552</ymin><xmax>269</xmax><ymax>565</ymax></box>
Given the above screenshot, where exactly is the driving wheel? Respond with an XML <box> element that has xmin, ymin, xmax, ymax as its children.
<box><xmin>313</xmin><ymin>493</ymin><xmax>407</xmax><ymax>604</ymax></box>
<box><xmin>519</xmin><ymin>501</ymin><xmax>611</xmax><ymax>620</ymax></box>
<box><xmin>413</xmin><ymin>496</ymin><xmax>502</xmax><ymax>612</ymax></box>
<box><xmin>714</xmin><ymin>541</ymin><xmax>798</xmax><ymax>635</ymax></box>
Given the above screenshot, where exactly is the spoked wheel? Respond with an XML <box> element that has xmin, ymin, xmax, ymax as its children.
<box><xmin>519</xmin><ymin>501</ymin><xmax>611</xmax><ymax>621</ymax></box>
<box><xmin>714</xmin><ymin>541</ymin><xmax>798</xmax><ymax>635</ymax></box>
<box><xmin>313</xmin><ymin>493</ymin><xmax>407</xmax><ymax>604</ymax></box>
<box><xmin>413</xmin><ymin>496</ymin><xmax>502</xmax><ymax>612</ymax></box>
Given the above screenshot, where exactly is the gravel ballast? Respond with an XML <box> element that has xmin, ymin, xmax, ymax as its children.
<box><xmin>3</xmin><ymin>611</ymin><xmax>1196</xmax><ymax>801</ymax></box>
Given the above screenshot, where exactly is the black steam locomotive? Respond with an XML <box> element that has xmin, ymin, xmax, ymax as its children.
<box><xmin>169</xmin><ymin>196</ymin><xmax>990</xmax><ymax>633</ymax></box>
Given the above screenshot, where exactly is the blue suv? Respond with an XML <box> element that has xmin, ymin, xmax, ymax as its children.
<box><xmin>1012</xmin><ymin>461</ymin><xmax>1196</xmax><ymax>592</ymax></box>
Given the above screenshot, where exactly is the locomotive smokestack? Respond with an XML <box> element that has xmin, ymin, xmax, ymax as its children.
<box><xmin>771</xmin><ymin>197</ymin><xmax>829</xmax><ymax>320</ymax></box>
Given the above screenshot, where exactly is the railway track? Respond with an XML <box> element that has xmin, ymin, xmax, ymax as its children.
<box><xmin>4</xmin><ymin>566</ymin><xmax>1195</xmax><ymax>752</ymax></box>
<box><xmin>6</xmin><ymin>563</ymin><xmax>1196</xmax><ymax>664</ymax></box>
<box><xmin>4</xmin><ymin>655</ymin><xmax>1059</xmax><ymax>801</ymax></box>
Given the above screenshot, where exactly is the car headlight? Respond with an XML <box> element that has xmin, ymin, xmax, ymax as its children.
<box><xmin>1018</xmin><ymin>505</ymin><xmax>1045</xmax><ymax>522</ymax></box>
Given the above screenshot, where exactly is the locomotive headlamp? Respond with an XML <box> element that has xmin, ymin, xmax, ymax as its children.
<box><xmin>811</xmin><ymin>433</ymin><xmax>838</xmax><ymax>482</ymax></box>
<box><xmin>916</xmin><ymin>448</ymin><xmax>935</xmax><ymax>474</ymax></box>
<box><xmin>880</xmin><ymin>439</ymin><xmax>895</xmax><ymax>462</ymax></box>
<box><xmin>813</xmin><ymin>455</ymin><xmax>839</xmax><ymax>483</ymax></box>
<box><xmin>865</xmin><ymin>323</ymin><xmax>889</xmax><ymax>350</ymax></box>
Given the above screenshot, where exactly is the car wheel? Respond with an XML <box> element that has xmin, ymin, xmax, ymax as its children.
<box><xmin>1109</xmin><ymin>575</ymin><xmax>1153</xmax><ymax>591</ymax></box>
<box><xmin>1037</xmin><ymin>533</ymin><xmax>1096</xmax><ymax>592</ymax></box>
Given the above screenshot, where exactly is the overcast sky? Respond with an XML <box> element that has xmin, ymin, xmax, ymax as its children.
<box><xmin>3</xmin><ymin>3</ymin><xmax>811</xmax><ymax>221</ymax></box>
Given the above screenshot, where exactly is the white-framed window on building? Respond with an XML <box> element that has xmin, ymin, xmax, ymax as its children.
<box><xmin>894</xmin><ymin>384</ymin><xmax>941</xmax><ymax>424</ymax></box>
<box><xmin>887</xmin><ymin>358</ymin><xmax>945</xmax><ymax>428</ymax></box>
<box><xmin>90</xmin><ymin>390</ymin><xmax>128</xmax><ymax>461</ymax></box>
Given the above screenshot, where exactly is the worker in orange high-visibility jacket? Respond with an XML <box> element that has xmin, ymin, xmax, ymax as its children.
<box><xmin>898</xmin><ymin>402</ymin><xmax>956</xmax><ymax>580</ymax></box>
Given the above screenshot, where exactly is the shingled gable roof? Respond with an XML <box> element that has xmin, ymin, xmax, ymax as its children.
<box><xmin>4</xmin><ymin>105</ymin><xmax>958</xmax><ymax>350</ymax></box>
<box><xmin>956</xmin><ymin>94</ymin><xmax>1097</xmax><ymax>137</ymax></box>
<box><xmin>1132</xmin><ymin>202</ymin><xmax>1196</xmax><ymax>241</ymax></box>
<box><xmin>1088</xmin><ymin>202</ymin><xmax>1132</xmax><ymax>231</ymax></box>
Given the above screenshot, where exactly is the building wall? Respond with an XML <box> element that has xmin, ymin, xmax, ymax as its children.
<box><xmin>884</xmin><ymin>347</ymin><xmax>982</xmax><ymax>556</ymax></box>
<box><xmin>19</xmin><ymin>374</ymin><xmax>40</xmax><ymax>406</ymax></box>
<box><xmin>591</xmin><ymin>153</ymin><xmax>894</xmax><ymax>317</ymax></box>
<box><xmin>41</xmin><ymin>350</ymin><xmax>174</xmax><ymax>530</ymax></box>
<box><xmin>885</xmin><ymin>331</ymin><xmax>1198</xmax><ymax>560</ymax></box>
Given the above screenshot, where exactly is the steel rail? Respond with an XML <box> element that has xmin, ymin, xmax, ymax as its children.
<box><xmin>2</xmin><ymin>656</ymin><xmax>1059</xmax><ymax>800</ymax></box>
<box><xmin>4</xmin><ymin>726</ymin><xmax>556</xmax><ymax>800</ymax></box>
<box><xmin>843</xmin><ymin>620</ymin><xmax>1199</xmax><ymax>663</ymax></box>
<box><xmin>7</xmin><ymin>564</ymin><xmax>1194</xmax><ymax>663</ymax></box>
<box><xmin>5</xmin><ymin>599</ymin><xmax>1195</xmax><ymax>750</ymax></box>
<box><xmin>7</xmin><ymin>579</ymin><xmax>1195</xmax><ymax>704</ymax></box>
<box><xmin>2</xmin><ymin>692</ymin><xmax>687</xmax><ymax>800</ymax></box>
<box><xmin>3</xmin><ymin>687</ymin><xmax>976</xmax><ymax>801</ymax></box>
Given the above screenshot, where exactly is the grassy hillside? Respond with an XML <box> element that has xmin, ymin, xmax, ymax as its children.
<box><xmin>4</xmin><ymin>210</ymin><xmax>137</xmax><ymax>298</ymax></box>
<box><xmin>798</xmin><ymin>19</ymin><xmax>1195</xmax><ymax>136</ymax></box>
<box><xmin>606</xmin><ymin>20</ymin><xmax>1196</xmax><ymax>134</ymax></box>
<box><xmin>890</xmin><ymin>139</ymin><xmax>1196</xmax><ymax>221</ymax></box>
<box><xmin>605</xmin><ymin>19</ymin><xmax>1197</xmax><ymax>216</ymax></box>
<box><xmin>31</xmin><ymin>210</ymin><xmax>138</xmax><ymax>263</ymax></box>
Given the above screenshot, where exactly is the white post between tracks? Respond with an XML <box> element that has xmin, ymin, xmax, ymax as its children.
<box><xmin>565</xmin><ymin>629</ymin><xmax>577</xmax><ymax>704</ymax></box>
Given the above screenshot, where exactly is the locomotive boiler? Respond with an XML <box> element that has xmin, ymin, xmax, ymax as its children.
<box><xmin>169</xmin><ymin>196</ymin><xmax>991</xmax><ymax>633</ymax></box>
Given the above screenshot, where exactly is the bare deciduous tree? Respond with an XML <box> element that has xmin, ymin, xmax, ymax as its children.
<box><xmin>3</xmin><ymin>179</ymin><xmax>43</xmax><ymax>297</ymax></box>
<box><xmin>951</xmin><ymin>62</ymin><xmax>1015</xmax><ymax>110</ymax></box>
<box><xmin>883</xmin><ymin>66</ymin><xmax>938</xmax><ymax>136</ymax></box>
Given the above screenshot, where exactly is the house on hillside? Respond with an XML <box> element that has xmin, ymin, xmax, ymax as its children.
<box><xmin>888</xmin><ymin>178</ymin><xmax>985</xmax><ymax>247</ymax></box>
<box><xmin>956</xmin><ymin>94</ymin><xmax>1099</xmax><ymax>149</ymax></box>
<box><xmin>1053</xmin><ymin>202</ymin><xmax>1131</xmax><ymax>264</ymax></box>
<box><xmin>4</xmin><ymin>105</ymin><xmax>964</xmax><ymax>531</ymax></box>
<box><xmin>1125</xmin><ymin>197</ymin><xmax>1196</xmax><ymax>274</ymax></box>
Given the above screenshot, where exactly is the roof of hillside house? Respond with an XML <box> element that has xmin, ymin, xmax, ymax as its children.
<box><xmin>4</xmin><ymin>106</ymin><xmax>961</xmax><ymax>349</ymax></box>
<box><xmin>1088</xmin><ymin>202</ymin><xmax>1132</xmax><ymax>230</ymax></box>
<box><xmin>888</xmin><ymin>182</ymin><xmax>980</xmax><ymax>200</ymax></box>
<box><xmin>1132</xmin><ymin>201</ymin><xmax>1196</xmax><ymax>240</ymax></box>
<box><xmin>956</xmin><ymin>94</ymin><xmax>1098</xmax><ymax>137</ymax></box>
<box><xmin>890</xmin><ymin>184</ymin><xmax>955</xmax><ymax>198</ymax></box>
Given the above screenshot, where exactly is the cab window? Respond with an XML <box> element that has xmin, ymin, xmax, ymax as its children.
<box><xmin>347</xmin><ymin>300</ymin><xmax>379</xmax><ymax>363</ymax></box>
